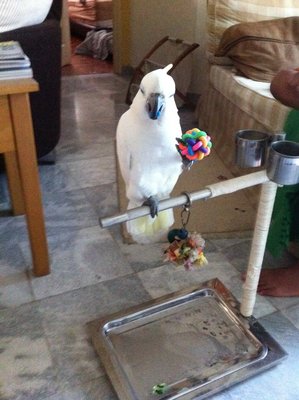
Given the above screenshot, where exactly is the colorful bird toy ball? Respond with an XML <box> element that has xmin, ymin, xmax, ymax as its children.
<box><xmin>176</xmin><ymin>128</ymin><xmax>212</xmax><ymax>162</ymax></box>
<box><xmin>164</xmin><ymin>232</ymin><xmax>208</xmax><ymax>271</ymax></box>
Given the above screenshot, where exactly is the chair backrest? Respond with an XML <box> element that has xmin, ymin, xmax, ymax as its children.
<box><xmin>207</xmin><ymin>0</ymin><xmax>299</xmax><ymax>56</ymax></box>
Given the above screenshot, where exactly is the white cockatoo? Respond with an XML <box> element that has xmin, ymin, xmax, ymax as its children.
<box><xmin>116</xmin><ymin>64</ymin><xmax>184</xmax><ymax>244</ymax></box>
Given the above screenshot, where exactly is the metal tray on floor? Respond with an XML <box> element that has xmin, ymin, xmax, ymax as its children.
<box><xmin>90</xmin><ymin>278</ymin><xmax>287</xmax><ymax>400</ymax></box>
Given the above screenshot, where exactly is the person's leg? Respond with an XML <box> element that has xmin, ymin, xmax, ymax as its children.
<box><xmin>256</xmin><ymin>70</ymin><xmax>299</xmax><ymax>297</ymax></box>
<box><xmin>257</xmin><ymin>261</ymin><xmax>299</xmax><ymax>297</ymax></box>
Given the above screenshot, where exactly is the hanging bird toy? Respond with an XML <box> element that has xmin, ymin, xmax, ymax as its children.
<box><xmin>176</xmin><ymin>128</ymin><xmax>212</xmax><ymax>164</ymax></box>
<box><xmin>164</xmin><ymin>193</ymin><xmax>208</xmax><ymax>270</ymax></box>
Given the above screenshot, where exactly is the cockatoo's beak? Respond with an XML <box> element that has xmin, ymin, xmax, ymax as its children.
<box><xmin>146</xmin><ymin>93</ymin><xmax>165</xmax><ymax>120</ymax></box>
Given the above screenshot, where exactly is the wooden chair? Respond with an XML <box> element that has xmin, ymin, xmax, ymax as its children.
<box><xmin>0</xmin><ymin>78</ymin><xmax>50</xmax><ymax>276</ymax></box>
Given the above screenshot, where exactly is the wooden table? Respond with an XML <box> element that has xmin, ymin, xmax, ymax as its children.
<box><xmin>0</xmin><ymin>78</ymin><xmax>50</xmax><ymax>276</ymax></box>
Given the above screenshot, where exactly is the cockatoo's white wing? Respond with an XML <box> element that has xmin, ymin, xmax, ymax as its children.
<box><xmin>116</xmin><ymin>112</ymin><xmax>132</xmax><ymax>189</ymax></box>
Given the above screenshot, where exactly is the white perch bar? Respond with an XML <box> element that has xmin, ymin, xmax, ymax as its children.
<box><xmin>100</xmin><ymin>170</ymin><xmax>269</xmax><ymax>228</ymax></box>
<box><xmin>100</xmin><ymin>169</ymin><xmax>275</xmax><ymax>318</ymax></box>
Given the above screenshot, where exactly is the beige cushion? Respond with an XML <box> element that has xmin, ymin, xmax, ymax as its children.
<box><xmin>96</xmin><ymin>0</ymin><xmax>113</xmax><ymax>22</ymax></box>
<box><xmin>215</xmin><ymin>17</ymin><xmax>299</xmax><ymax>82</ymax></box>
<box><xmin>207</xmin><ymin>0</ymin><xmax>299</xmax><ymax>56</ymax></box>
<box><xmin>68</xmin><ymin>0</ymin><xmax>112</xmax><ymax>23</ymax></box>
<box><xmin>68</xmin><ymin>0</ymin><xmax>97</xmax><ymax>22</ymax></box>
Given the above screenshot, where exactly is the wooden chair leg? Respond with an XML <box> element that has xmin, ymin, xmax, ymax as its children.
<box><xmin>4</xmin><ymin>151</ymin><xmax>25</xmax><ymax>215</ymax></box>
<box><xmin>9</xmin><ymin>92</ymin><xmax>50</xmax><ymax>276</ymax></box>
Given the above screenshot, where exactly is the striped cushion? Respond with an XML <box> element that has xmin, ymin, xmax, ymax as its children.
<box><xmin>199</xmin><ymin>67</ymin><xmax>291</xmax><ymax>205</ymax></box>
<box><xmin>0</xmin><ymin>0</ymin><xmax>52</xmax><ymax>33</ymax></box>
<box><xmin>207</xmin><ymin>0</ymin><xmax>299</xmax><ymax>55</ymax></box>
<box><xmin>209</xmin><ymin>65</ymin><xmax>291</xmax><ymax>131</ymax></box>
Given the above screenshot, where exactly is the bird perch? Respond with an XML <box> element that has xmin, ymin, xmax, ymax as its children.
<box><xmin>100</xmin><ymin>170</ymin><xmax>277</xmax><ymax>317</ymax></box>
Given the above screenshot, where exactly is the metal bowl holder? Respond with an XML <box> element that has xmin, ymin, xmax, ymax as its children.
<box><xmin>235</xmin><ymin>129</ymin><xmax>299</xmax><ymax>185</ymax></box>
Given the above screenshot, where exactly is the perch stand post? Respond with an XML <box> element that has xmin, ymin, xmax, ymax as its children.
<box><xmin>240</xmin><ymin>180</ymin><xmax>278</xmax><ymax>317</ymax></box>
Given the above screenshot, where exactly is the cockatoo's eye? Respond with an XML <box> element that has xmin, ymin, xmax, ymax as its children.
<box><xmin>140</xmin><ymin>86</ymin><xmax>145</xmax><ymax>95</ymax></box>
<box><xmin>169</xmin><ymin>93</ymin><xmax>175</xmax><ymax>98</ymax></box>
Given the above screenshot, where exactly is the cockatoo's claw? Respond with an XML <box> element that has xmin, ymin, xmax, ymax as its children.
<box><xmin>175</xmin><ymin>144</ymin><xmax>194</xmax><ymax>170</ymax></box>
<box><xmin>176</xmin><ymin>138</ymin><xmax>185</xmax><ymax>145</ymax></box>
<box><xmin>143</xmin><ymin>196</ymin><xmax>159</xmax><ymax>218</ymax></box>
<box><xmin>182</xmin><ymin>158</ymin><xmax>194</xmax><ymax>170</ymax></box>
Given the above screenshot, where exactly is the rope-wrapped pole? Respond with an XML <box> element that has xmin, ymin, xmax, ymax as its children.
<box><xmin>240</xmin><ymin>181</ymin><xmax>278</xmax><ymax>317</ymax></box>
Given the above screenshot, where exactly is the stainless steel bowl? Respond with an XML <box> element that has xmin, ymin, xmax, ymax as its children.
<box><xmin>235</xmin><ymin>130</ymin><xmax>270</xmax><ymax>168</ymax></box>
<box><xmin>267</xmin><ymin>140</ymin><xmax>299</xmax><ymax>185</ymax></box>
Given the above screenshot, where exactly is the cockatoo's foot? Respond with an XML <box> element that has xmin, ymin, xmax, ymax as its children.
<box><xmin>142</xmin><ymin>195</ymin><xmax>159</xmax><ymax>218</ymax></box>
<box><xmin>175</xmin><ymin>144</ymin><xmax>194</xmax><ymax>170</ymax></box>
<box><xmin>182</xmin><ymin>158</ymin><xmax>194</xmax><ymax>170</ymax></box>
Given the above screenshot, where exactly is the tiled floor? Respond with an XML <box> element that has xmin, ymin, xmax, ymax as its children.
<box><xmin>1</xmin><ymin>73</ymin><xmax>299</xmax><ymax>400</ymax></box>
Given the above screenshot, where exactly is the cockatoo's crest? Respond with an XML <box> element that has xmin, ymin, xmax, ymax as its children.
<box><xmin>131</xmin><ymin>65</ymin><xmax>177</xmax><ymax>120</ymax></box>
<box><xmin>163</xmin><ymin>64</ymin><xmax>173</xmax><ymax>74</ymax></box>
<box><xmin>139</xmin><ymin>67</ymin><xmax>175</xmax><ymax>98</ymax></box>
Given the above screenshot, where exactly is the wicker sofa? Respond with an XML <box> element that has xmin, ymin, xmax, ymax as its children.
<box><xmin>198</xmin><ymin>0</ymin><xmax>299</xmax><ymax>204</ymax></box>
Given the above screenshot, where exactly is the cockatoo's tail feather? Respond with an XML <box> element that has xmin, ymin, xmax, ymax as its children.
<box><xmin>127</xmin><ymin>208</ymin><xmax>174</xmax><ymax>244</ymax></box>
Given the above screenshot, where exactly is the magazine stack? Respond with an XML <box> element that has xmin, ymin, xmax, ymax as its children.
<box><xmin>0</xmin><ymin>41</ymin><xmax>33</xmax><ymax>79</ymax></box>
